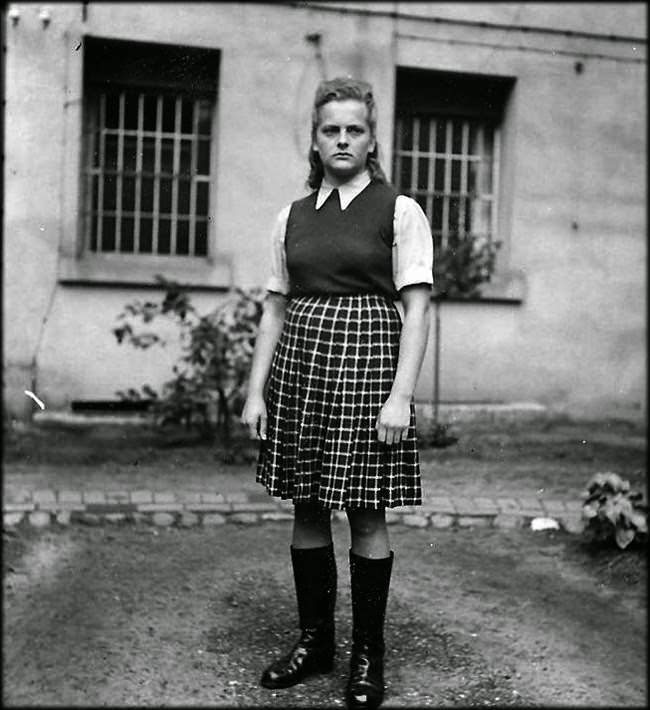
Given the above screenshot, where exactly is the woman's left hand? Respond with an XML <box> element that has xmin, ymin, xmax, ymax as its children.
<box><xmin>376</xmin><ymin>394</ymin><xmax>411</xmax><ymax>445</ymax></box>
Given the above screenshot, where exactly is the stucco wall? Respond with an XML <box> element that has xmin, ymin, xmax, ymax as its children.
<box><xmin>3</xmin><ymin>2</ymin><xmax>646</xmax><ymax>420</ymax></box>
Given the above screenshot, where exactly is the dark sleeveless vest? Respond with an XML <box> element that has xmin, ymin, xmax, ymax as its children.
<box><xmin>285</xmin><ymin>180</ymin><xmax>398</xmax><ymax>300</ymax></box>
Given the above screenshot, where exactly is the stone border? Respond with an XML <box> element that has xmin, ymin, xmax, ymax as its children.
<box><xmin>3</xmin><ymin>489</ymin><xmax>586</xmax><ymax>534</ymax></box>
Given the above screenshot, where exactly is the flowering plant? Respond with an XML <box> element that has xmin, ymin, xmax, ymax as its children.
<box><xmin>581</xmin><ymin>472</ymin><xmax>648</xmax><ymax>549</ymax></box>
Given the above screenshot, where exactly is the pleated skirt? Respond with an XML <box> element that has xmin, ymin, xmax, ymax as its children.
<box><xmin>256</xmin><ymin>293</ymin><xmax>422</xmax><ymax>510</ymax></box>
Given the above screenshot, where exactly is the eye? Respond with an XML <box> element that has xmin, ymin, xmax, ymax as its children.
<box><xmin>348</xmin><ymin>126</ymin><xmax>364</xmax><ymax>135</ymax></box>
<box><xmin>320</xmin><ymin>126</ymin><xmax>338</xmax><ymax>136</ymax></box>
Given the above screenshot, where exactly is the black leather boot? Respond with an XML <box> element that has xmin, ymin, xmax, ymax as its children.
<box><xmin>345</xmin><ymin>550</ymin><xmax>393</xmax><ymax>710</ymax></box>
<box><xmin>260</xmin><ymin>543</ymin><xmax>337</xmax><ymax>689</ymax></box>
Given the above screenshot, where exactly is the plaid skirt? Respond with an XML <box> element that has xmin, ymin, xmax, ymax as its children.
<box><xmin>256</xmin><ymin>293</ymin><xmax>422</xmax><ymax>510</ymax></box>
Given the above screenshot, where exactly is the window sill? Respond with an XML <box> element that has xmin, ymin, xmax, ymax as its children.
<box><xmin>432</xmin><ymin>268</ymin><xmax>526</xmax><ymax>304</ymax></box>
<box><xmin>58</xmin><ymin>253</ymin><xmax>233</xmax><ymax>291</ymax></box>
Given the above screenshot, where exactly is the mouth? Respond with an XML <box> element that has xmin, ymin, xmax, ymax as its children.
<box><xmin>333</xmin><ymin>153</ymin><xmax>353</xmax><ymax>158</ymax></box>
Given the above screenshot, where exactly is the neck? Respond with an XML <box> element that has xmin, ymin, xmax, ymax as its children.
<box><xmin>322</xmin><ymin>168</ymin><xmax>368</xmax><ymax>188</ymax></box>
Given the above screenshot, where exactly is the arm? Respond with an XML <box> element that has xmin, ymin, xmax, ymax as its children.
<box><xmin>241</xmin><ymin>292</ymin><xmax>287</xmax><ymax>440</ymax></box>
<box><xmin>376</xmin><ymin>284</ymin><xmax>431</xmax><ymax>445</ymax></box>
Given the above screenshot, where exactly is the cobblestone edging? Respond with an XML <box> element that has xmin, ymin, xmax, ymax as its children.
<box><xmin>3</xmin><ymin>489</ymin><xmax>586</xmax><ymax>534</ymax></box>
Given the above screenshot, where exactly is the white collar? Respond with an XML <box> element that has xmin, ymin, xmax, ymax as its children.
<box><xmin>316</xmin><ymin>171</ymin><xmax>372</xmax><ymax>210</ymax></box>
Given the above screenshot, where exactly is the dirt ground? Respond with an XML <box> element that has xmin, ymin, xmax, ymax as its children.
<box><xmin>3</xmin><ymin>519</ymin><xmax>647</xmax><ymax>707</ymax></box>
<box><xmin>3</xmin><ymin>414</ymin><xmax>647</xmax><ymax>706</ymax></box>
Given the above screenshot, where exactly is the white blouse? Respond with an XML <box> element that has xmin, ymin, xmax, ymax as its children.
<box><xmin>265</xmin><ymin>171</ymin><xmax>434</xmax><ymax>296</ymax></box>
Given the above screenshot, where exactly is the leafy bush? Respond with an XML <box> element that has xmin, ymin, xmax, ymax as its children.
<box><xmin>433</xmin><ymin>234</ymin><xmax>502</xmax><ymax>299</ymax></box>
<box><xmin>581</xmin><ymin>472</ymin><xmax>648</xmax><ymax>549</ymax></box>
<box><xmin>113</xmin><ymin>276</ymin><xmax>265</xmax><ymax>441</ymax></box>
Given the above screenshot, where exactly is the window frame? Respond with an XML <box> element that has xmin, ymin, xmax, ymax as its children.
<box><xmin>58</xmin><ymin>34</ymin><xmax>229</xmax><ymax>289</ymax></box>
<box><xmin>392</xmin><ymin>66</ymin><xmax>524</xmax><ymax>303</ymax></box>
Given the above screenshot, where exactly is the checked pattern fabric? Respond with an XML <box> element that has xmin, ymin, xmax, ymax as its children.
<box><xmin>257</xmin><ymin>294</ymin><xmax>422</xmax><ymax>510</ymax></box>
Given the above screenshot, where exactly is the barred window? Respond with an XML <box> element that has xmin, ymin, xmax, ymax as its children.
<box><xmin>393</xmin><ymin>68</ymin><xmax>513</xmax><ymax>255</ymax></box>
<box><xmin>82</xmin><ymin>37</ymin><xmax>220</xmax><ymax>258</ymax></box>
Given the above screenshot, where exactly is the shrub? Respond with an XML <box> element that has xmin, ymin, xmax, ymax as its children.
<box><xmin>434</xmin><ymin>234</ymin><xmax>501</xmax><ymax>299</ymax></box>
<box><xmin>581</xmin><ymin>472</ymin><xmax>648</xmax><ymax>549</ymax></box>
<box><xmin>113</xmin><ymin>276</ymin><xmax>265</xmax><ymax>442</ymax></box>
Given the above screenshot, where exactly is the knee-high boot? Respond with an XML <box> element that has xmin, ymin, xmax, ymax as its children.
<box><xmin>260</xmin><ymin>543</ymin><xmax>337</xmax><ymax>689</ymax></box>
<box><xmin>346</xmin><ymin>550</ymin><xmax>393</xmax><ymax>710</ymax></box>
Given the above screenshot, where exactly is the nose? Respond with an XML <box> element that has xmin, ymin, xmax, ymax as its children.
<box><xmin>337</xmin><ymin>130</ymin><xmax>349</xmax><ymax>147</ymax></box>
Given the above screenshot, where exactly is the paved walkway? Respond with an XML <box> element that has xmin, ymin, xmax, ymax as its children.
<box><xmin>3</xmin><ymin>487</ymin><xmax>585</xmax><ymax>534</ymax></box>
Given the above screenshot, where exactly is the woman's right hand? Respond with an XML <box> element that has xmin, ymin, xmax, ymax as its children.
<box><xmin>241</xmin><ymin>394</ymin><xmax>268</xmax><ymax>440</ymax></box>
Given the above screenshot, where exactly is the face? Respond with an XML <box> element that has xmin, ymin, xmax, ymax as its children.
<box><xmin>312</xmin><ymin>99</ymin><xmax>376</xmax><ymax>185</ymax></box>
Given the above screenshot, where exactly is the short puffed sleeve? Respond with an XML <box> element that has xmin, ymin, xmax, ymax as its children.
<box><xmin>264</xmin><ymin>205</ymin><xmax>291</xmax><ymax>296</ymax></box>
<box><xmin>392</xmin><ymin>195</ymin><xmax>434</xmax><ymax>292</ymax></box>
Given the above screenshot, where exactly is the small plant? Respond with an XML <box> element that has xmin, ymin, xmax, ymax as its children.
<box><xmin>113</xmin><ymin>276</ymin><xmax>265</xmax><ymax>443</ymax></box>
<box><xmin>581</xmin><ymin>472</ymin><xmax>648</xmax><ymax>549</ymax></box>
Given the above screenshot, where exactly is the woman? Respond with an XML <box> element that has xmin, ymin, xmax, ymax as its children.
<box><xmin>241</xmin><ymin>77</ymin><xmax>433</xmax><ymax>710</ymax></box>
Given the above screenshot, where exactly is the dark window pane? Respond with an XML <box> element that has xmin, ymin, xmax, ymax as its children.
<box><xmin>105</xmin><ymin>94</ymin><xmax>119</xmax><ymax>128</ymax></box>
<box><xmin>197</xmin><ymin>139</ymin><xmax>210</xmax><ymax>175</ymax></box>
<box><xmin>432</xmin><ymin>196</ymin><xmax>443</xmax><ymax>231</ymax></box>
<box><xmin>464</xmin><ymin>197</ymin><xmax>472</xmax><ymax>233</ymax></box>
<box><xmin>481</xmin><ymin>160</ymin><xmax>493</xmax><ymax>193</ymax></box>
<box><xmin>417</xmin><ymin>157</ymin><xmax>429</xmax><ymax>190</ymax></box>
<box><xmin>195</xmin><ymin>219</ymin><xmax>207</xmax><ymax>256</ymax></box>
<box><xmin>123</xmin><ymin>135</ymin><xmax>137</xmax><ymax>172</ymax></box>
<box><xmin>158</xmin><ymin>218</ymin><xmax>171</xmax><ymax>254</ymax></box>
<box><xmin>91</xmin><ymin>175</ymin><xmax>98</xmax><ymax>212</ymax></box>
<box><xmin>418</xmin><ymin>119</ymin><xmax>430</xmax><ymax>153</ymax></box>
<box><xmin>142</xmin><ymin>137</ymin><xmax>155</xmax><ymax>173</ymax></box>
<box><xmin>122</xmin><ymin>176</ymin><xmax>135</xmax><ymax>211</ymax></box>
<box><xmin>141</xmin><ymin>178</ymin><xmax>154</xmax><ymax>212</ymax></box>
<box><xmin>92</xmin><ymin>131</ymin><xmax>101</xmax><ymax>167</ymax></box>
<box><xmin>159</xmin><ymin>178</ymin><xmax>172</xmax><ymax>214</ymax></box>
<box><xmin>436</xmin><ymin>122</ymin><xmax>447</xmax><ymax>154</ymax></box>
<box><xmin>139</xmin><ymin>218</ymin><xmax>153</xmax><ymax>253</ymax></box>
<box><xmin>105</xmin><ymin>134</ymin><xmax>118</xmax><ymax>170</ymax></box>
<box><xmin>102</xmin><ymin>216</ymin><xmax>116</xmax><ymax>251</ymax></box>
<box><xmin>178</xmin><ymin>179</ymin><xmax>190</xmax><ymax>214</ymax></box>
<box><xmin>121</xmin><ymin>217</ymin><xmax>135</xmax><ymax>252</ymax></box>
<box><xmin>90</xmin><ymin>214</ymin><xmax>98</xmax><ymax>251</ymax></box>
<box><xmin>399</xmin><ymin>155</ymin><xmax>412</xmax><ymax>192</ymax></box>
<box><xmin>180</xmin><ymin>140</ymin><xmax>192</xmax><ymax>176</ymax></box>
<box><xmin>103</xmin><ymin>175</ymin><xmax>116</xmax><ymax>210</ymax></box>
<box><xmin>434</xmin><ymin>159</ymin><xmax>446</xmax><ymax>192</ymax></box>
<box><xmin>196</xmin><ymin>182</ymin><xmax>209</xmax><ymax>216</ymax></box>
<box><xmin>162</xmin><ymin>96</ymin><xmax>176</xmax><ymax>132</ymax></box>
<box><xmin>176</xmin><ymin>220</ymin><xmax>189</xmax><ymax>255</ymax></box>
<box><xmin>161</xmin><ymin>138</ymin><xmax>174</xmax><ymax>174</ymax></box>
<box><xmin>449</xmin><ymin>197</ymin><xmax>460</xmax><ymax>231</ymax></box>
<box><xmin>451</xmin><ymin>159</ymin><xmax>462</xmax><ymax>192</ymax></box>
<box><xmin>181</xmin><ymin>99</ymin><xmax>194</xmax><ymax>133</ymax></box>
<box><xmin>197</xmin><ymin>99</ymin><xmax>212</xmax><ymax>136</ymax></box>
<box><xmin>399</xmin><ymin>118</ymin><xmax>413</xmax><ymax>151</ymax></box>
<box><xmin>143</xmin><ymin>95</ymin><xmax>158</xmax><ymax>131</ymax></box>
<box><xmin>452</xmin><ymin>121</ymin><xmax>464</xmax><ymax>155</ymax></box>
<box><xmin>124</xmin><ymin>92</ymin><xmax>139</xmax><ymax>130</ymax></box>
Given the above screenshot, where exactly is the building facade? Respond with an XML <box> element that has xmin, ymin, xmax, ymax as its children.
<box><xmin>3</xmin><ymin>2</ymin><xmax>647</xmax><ymax>421</ymax></box>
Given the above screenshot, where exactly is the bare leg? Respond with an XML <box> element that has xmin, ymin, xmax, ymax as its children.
<box><xmin>347</xmin><ymin>508</ymin><xmax>390</xmax><ymax>559</ymax></box>
<box><xmin>292</xmin><ymin>502</ymin><xmax>333</xmax><ymax>549</ymax></box>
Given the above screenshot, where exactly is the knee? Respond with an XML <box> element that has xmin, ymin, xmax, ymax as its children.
<box><xmin>294</xmin><ymin>502</ymin><xmax>331</xmax><ymax>528</ymax></box>
<box><xmin>347</xmin><ymin>510</ymin><xmax>386</xmax><ymax>538</ymax></box>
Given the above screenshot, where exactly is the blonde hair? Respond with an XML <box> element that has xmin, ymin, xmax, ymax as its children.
<box><xmin>307</xmin><ymin>77</ymin><xmax>387</xmax><ymax>190</ymax></box>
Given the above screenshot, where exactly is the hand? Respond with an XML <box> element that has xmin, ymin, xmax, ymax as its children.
<box><xmin>375</xmin><ymin>395</ymin><xmax>410</xmax><ymax>446</ymax></box>
<box><xmin>241</xmin><ymin>393</ymin><xmax>268</xmax><ymax>440</ymax></box>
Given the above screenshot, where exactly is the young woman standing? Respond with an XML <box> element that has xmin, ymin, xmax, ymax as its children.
<box><xmin>241</xmin><ymin>77</ymin><xmax>433</xmax><ymax>710</ymax></box>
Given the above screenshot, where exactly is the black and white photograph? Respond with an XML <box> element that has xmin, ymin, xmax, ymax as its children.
<box><xmin>2</xmin><ymin>2</ymin><xmax>646</xmax><ymax>707</ymax></box>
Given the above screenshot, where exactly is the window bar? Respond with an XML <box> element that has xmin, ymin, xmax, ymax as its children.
<box><xmin>115</xmin><ymin>91</ymin><xmax>125</xmax><ymax>252</ymax></box>
<box><xmin>459</xmin><ymin>120</ymin><xmax>469</xmax><ymax>240</ymax></box>
<box><xmin>170</xmin><ymin>95</ymin><xmax>182</xmax><ymax>255</ymax></box>
<box><xmin>133</xmin><ymin>93</ymin><xmax>143</xmax><ymax>253</ymax></box>
<box><xmin>152</xmin><ymin>94</ymin><xmax>163</xmax><ymax>254</ymax></box>
<box><xmin>425</xmin><ymin>117</ymin><xmax>436</xmax><ymax>224</ymax></box>
<box><xmin>97</xmin><ymin>93</ymin><xmax>106</xmax><ymax>251</ymax></box>
<box><xmin>393</xmin><ymin>118</ymin><xmax>404</xmax><ymax>190</ymax></box>
<box><xmin>410</xmin><ymin>116</ymin><xmax>419</xmax><ymax>198</ymax></box>
<box><xmin>188</xmin><ymin>99</ymin><xmax>199</xmax><ymax>256</ymax></box>
<box><xmin>441</xmin><ymin>119</ymin><xmax>453</xmax><ymax>251</ymax></box>
<box><xmin>394</xmin><ymin>117</ymin><xmax>402</xmax><ymax>191</ymax></box>
<box><xmin>475</xmin><ymin>125</ymin><xmax>485</xmax><ymax>238</ymax></box>
<box><xmin>85</xmin><ymin>97</ymin><xmax>98</xmax><ymax>252</ymax></box>
<box><xmin>491</xmin><ymin>127</ymin><xmax>501</xmax><ymax>243</ymax></box>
